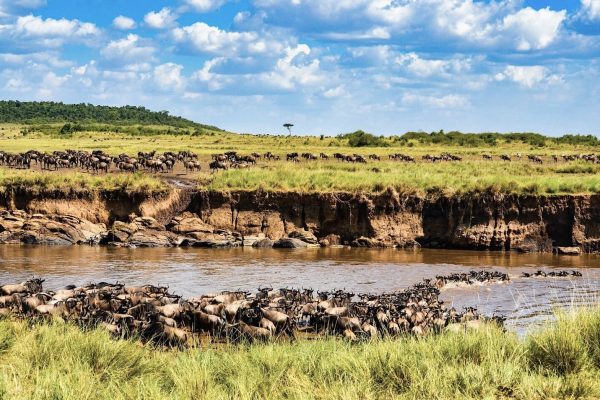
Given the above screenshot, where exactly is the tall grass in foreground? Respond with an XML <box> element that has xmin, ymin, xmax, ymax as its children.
<box><xmin>2</xmin><ymin>309</ymin><xmax>600</xmax><ymax>399</ymax></box>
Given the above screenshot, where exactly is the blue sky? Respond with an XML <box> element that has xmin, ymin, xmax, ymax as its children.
<box><xmin>0</xmin><ymin>0</ymin><xmax>599</xmax><ymax>135</ymax></box>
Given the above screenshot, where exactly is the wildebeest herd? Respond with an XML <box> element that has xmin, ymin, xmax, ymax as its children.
<box><xmin>0</xmin><ymin>270</ymin><xmax>582</xmax><ymax>347</ymax></box>
<box><xmin>1</xmin><ymin>148</ymin><xmax>599</xmax><ymax>177</ymax></box>
<box><xmin>0</xmin><ymin>149</ymin><xmax>203</xmax><ymax>174</ymax></box>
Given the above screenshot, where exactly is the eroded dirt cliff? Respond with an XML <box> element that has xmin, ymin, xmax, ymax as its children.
<box><xmin>0</xmin><ymin>187</ymin><xmax>598</xmax><ymax>253</ymax></box>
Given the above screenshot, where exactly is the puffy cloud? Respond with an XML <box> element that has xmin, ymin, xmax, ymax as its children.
<box><xmin>144</xmin><ymin>7</ymin><xmax>177</xmax><ymax>29</ymax></box>
<box><xmin>580</xmin><ymin>0</ymin><xmax>600</xmax><ymax>20</ymax></box>
<box><xmin>101</xmin><ymin>34</ymin><xmax>155</xmax><ymax>64</ymax></box>
<box><xmin>252</xmin><ymin>0</ymin><xmax>568</xmax><ymax>52</ymax></box>
<box><xmin>323</xmin><ymin>85</ymin><xmax>347</xmax><ymax>98</ymax></box>
<box><xmin>495</xmin><ymin>65</ymin><xmax>552</xmax><ymax>88</ymax></box>
<box><xmin>395</xmin><ymin>53</ymin><xmax>472</xmax><ymax>78</ymax></box>
<box><xmin>13</xmin><ymin>14</ymin><xmax>98</xmax><ymax>37</ymax></box>
<box><xmin>154</xmin><ymin>63</ymin><xmax>185</xmax><ymax>91</ymax></box>
<box><xmin>171</xmin><ymin>22</ymin><xmax>282</xmax><ymax>56</ymax></box>
<box><xmin>37</xmin><ymin>71</ymin><xmax>68</xmax><ymax>99</ymax></box>
<box><xmin>191</xmin><ymin>58</ymin><xmax>232</xmax><ymax>91</ymax></box>
<box><xmin>263</xmin><ymin>44</ymin><xmax>323</xmax><ymax>90</ymax></box>
<box><xmin>0</xmin><ymin>0</ymin><xmax>46</xmax><ymax>18</ymax></box>
<box><xmin>0</xmin><ymin>51</ymin><xmax>72</xmax><ymax>68</ymax></box>
<box><xmin>185</xmin><ymin>0</ymin><xmax>226</xmax><ymax>13</ymax></box>
<box><xmin>113</xmin><ymin>15</ymin><xmax>136</xmax><ymax>30</ymax></box>
<box><xmin>502</xmin><ymin>7</ymin><xmax>566</xmax><ymax>51</ymax></box>
<box><xmin>322</xmin><ymin>27</ymin><xmax>390</xmax><ymax>41</ymax></box>
<box><xmin>0</xmin><ymin>14</ymin><xmax>99</xmax><ymax>48</ymax></box>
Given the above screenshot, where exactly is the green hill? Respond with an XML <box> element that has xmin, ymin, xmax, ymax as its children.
<box><xmin>0</xmin><ymin>101</ymin><xmax>221</xmax><ymax>131</ymax></box>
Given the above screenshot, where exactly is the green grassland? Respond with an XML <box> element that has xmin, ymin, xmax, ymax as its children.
<box><xmin>2</xmin><ymin>308</ymin><xmax>600</xmax><ymax>399</ymax></box>
<box><xmin>2</xmin><ymin>123</ymin><xmax>600</xmax><ymax>195</ymax></box>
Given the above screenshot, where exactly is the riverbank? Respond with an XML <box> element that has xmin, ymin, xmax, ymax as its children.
<box><xmin>1</xmin><ymin>188</ymin><xmax>600</xmax><ymax>253</ymax></box>
<box><xmin>1</xmin><ymin>308</ymin><xmax>600</xmax><ymax>399</ymax></box>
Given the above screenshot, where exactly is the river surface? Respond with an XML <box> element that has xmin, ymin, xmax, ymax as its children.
<box><xmin>1</xmin><ymin>246</ymin><xmax>599</xmax><ymax>333</ymax></box>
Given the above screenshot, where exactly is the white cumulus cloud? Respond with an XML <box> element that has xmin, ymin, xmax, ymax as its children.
<box><xmin>395</xmin><ymin>53</ymin><xmax>472</xmax><ymax>78</ymax></box>
<box><xmin>496</xmin><ymin>65</ymin><xmax>549</xmax><ymax>88</ymax></box>
<box><xmin>323</xmin><ymin>85</ymin><xmax>347</xmax><ymax>98</ymax></box>
<box><xmin>580</xmin><ymin>0</ymin><xmax>600</xmax><ymax>20</ymax></box>
<box><xmin>113</xmin><ymin>15</ymin><xmax>136</xmax><ymax>30</ymax></box>
<box><xmin>14</xmin><ymin>14</ymin><xmax>98</xmax><ymax>37</ymax></box>
<box><xmin>171</xmin><ymin>22</ymin><xmax>282</xmax><ymax>56</ymax></box>
<box><xmin>502</xmin><ymin>7</ymin><xmax>566</xmax><ymax>51</ymax></box>
<box><xmin>0</xmin><ymin>14</ymin><xmax>99</xmax><ymax>48</ymax></box>
<box><xmin>263</xmin><ymin>44</ymin><xmax>323</xmax><ymax>90</ymax></box>
<box><xmin>144</xmin><ymin>7</ymin><xmax>177</xmax><ymax>29</ymax></box>
<box><xmin>154</xmin><ymin>63</ymin><xmax>185</xmax><ymax>91</ymax></box>
<box><xmin>185</xmin><ymin>0</ymin><xmax>227</xmax><ymax>13</ymax></box>
<box><xmin>101</xmin><ymin>34</ymin><xmax>155</xmax><ymax>64</ymax></box>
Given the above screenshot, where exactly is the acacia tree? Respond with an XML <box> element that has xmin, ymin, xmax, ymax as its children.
<box><xmin>283</xmin><ymin>123</ymin><xmax>294</xmax><ymax>135</ymax></box>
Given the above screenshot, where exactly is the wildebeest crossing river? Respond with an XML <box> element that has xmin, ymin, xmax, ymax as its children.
<box><xmin>1</xmin><ymin>246</ymin><xmax>599</xmax><ymax>334</ymax></box>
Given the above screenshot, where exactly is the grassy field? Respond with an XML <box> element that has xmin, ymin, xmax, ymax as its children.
<box><xmin>2</xmin><ymin>124</ymin><xmax>600</xmax><ymax>195</ymax></box>
<box><xmin>2</xmin><ymin>308</ymin><xmax>600</xmax><ymax>399</ymax></box>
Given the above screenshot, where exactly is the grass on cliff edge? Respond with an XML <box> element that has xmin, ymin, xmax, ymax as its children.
<box><xmin>2</xmin><ymin>309</ymin><xmax>600</xmax><ymax>399</ymax></box>
<box><xmin>0</xmin><ymin>169</ymin><xmax>168</xmax><ymax>197</ymax></box>
<box><xmin>205</xmin><ymin>160</ymin><xmax>600</xmax><ymax>195</ymax></box>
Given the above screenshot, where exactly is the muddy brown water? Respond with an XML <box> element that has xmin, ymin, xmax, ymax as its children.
<box><xmin>1</xmin><ymin>246</ymin><xmax>599</xmax><ymax>333</ymax></box>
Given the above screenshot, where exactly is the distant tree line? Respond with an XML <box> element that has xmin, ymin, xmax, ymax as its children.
<box><xmin>399</xmin><ymin>130</ymin><xmax>600</xmax><ymax>147</ymax></box>
<box><xmin>0</xmin><ymin>101</ymin><xmax>222</xmax><ymax>131</ymax></box>
<box><xmin>339</xmin><ymin>129</ymin><xmax>600</xmax><ymax>147</ymax></box>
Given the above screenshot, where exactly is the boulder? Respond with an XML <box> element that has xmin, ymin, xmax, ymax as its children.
<box><xmin>109</xmin><ymin>221</ymin><xmax>136</xmax><ymax>242</ymax></box>
<box><xmin>243</xmin><ymin>234</ymin><xmax>266</xmax><ymax>247</ymax></box>
<box><xmin>319</xmin><ymin>234</ymin><xmax>341</xmax><ymax>247</ymax></box>
<box><xmin>127</xmin><ymin>231</ymin><xmax>173</xmax><ymax>247</ymax></box>
<box><xmin>555</xmin><ymin>246</ymin><xmax>581</xmax><ymax>255</ymax></box>
<box><xmin>288</xmin><ymin>229</ymin><xmax>318</xmax><ymax>244</ymax></box>
<box><xmin>167</xmin><ymin>216</ymin><xmax>214</xmax><ymax>235</ymax></box>
<box><xmin>132</xmin><ymin>216</ymin><xmax>164</xmax><ymax>231</ymax></box>
<box><xmin>351</xmin><ymin>236</ymin><xmax>383</xmax><ymax>248</ymax></box>
<box><xmin>252</xmin><ymin>238</ymin><xmax>275</xmax><ymax>248</ymax></box>
<box><xmin>273</xmin><ymin>238</ymin><xmax>310</xmax><ymax>249</ymax></box>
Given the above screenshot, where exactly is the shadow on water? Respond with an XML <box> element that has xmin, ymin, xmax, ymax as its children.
<box><xmin>1</xmin><ymin>245</ymin><xmax>599</xmax><ymax>333</ymax></box>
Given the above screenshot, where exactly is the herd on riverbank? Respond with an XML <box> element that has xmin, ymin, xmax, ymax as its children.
<box><xmin>0</xmin><ymin>270</ymin><xmax>582</xmax><ymax>347</ymax></box>
<box><xmin>2</xmin><ymin>148</ymin><xmax>600</xmax><ymax>176</ymax></box>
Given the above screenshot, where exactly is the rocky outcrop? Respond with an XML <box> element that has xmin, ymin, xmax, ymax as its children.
<box><xmin>4</xmin><ymin>189</ymin><xmax>600</xmax><ymax>252</ymax></box>
<box><xmin>0</xmin><ymin>210</ymin><xmax>106</xmax><ymax>245</ymax></box>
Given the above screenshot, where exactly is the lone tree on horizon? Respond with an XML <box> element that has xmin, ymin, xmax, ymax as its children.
<box><xmin>283</xmin><ymin>123</ymin><xmax>294</xmax><ymax>135</ymax></box>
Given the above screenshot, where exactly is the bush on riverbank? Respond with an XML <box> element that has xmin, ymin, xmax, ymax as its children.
<box><xmin>2</xmin><ymin>308</ymin><xmax>600</xmax><ymax>399</ymax></box>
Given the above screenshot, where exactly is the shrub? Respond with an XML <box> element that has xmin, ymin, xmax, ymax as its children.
<box><xmin>339</xmin><ymin>130</ymin><xmax>389</xmax><ymax>147</ymax></box>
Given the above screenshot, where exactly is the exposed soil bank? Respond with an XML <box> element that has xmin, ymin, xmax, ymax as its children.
<box><xmin>0</xmin><ymin>188</ymin><xmax>599</xmax><ymax>253</ymax></box>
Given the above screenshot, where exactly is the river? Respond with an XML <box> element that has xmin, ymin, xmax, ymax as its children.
<box><xmin>1</xmin><ymin>245</ymin><xmax>598</xmax><ymax>333</ymax></box>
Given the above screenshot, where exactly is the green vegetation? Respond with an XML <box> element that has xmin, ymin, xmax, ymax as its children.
<box><xmin>2</xmin><ymin>308</ymin><xmax>600</xmax><ymax>399</ymax></box>
<box><xmin>206</xmin><ymin>160</ymin><xmax>600</xmax><ymax>194</ymax></box>
<box><xmin>400</xmin><ymin>130</ymin><xmax>600</xmax><ymax>147</ymax></box>
<box><xmin>0</xmin><ymin>101</ymin><xmax>222</xmax><ymax>131</ymax></box>
<box><xmin>0</xmin><ymin>170</ymin><xmax>168</xmax><ymax>197</ymax></box>
<box><xmin>339</xmin><ymin>130</ymin><xmax>389</xmax><ymax>147</ymax></box>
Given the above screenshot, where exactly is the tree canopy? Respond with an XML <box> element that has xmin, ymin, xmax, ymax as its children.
<box><xmin>0</xmin><ymin>101</ymin><xmax>221</xmax><ymax>131</ymax></box>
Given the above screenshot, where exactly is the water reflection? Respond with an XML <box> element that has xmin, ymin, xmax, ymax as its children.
<box><xmin>1</xmin><ymin>245</ymin><xmax>599</xmax><ymax>333</ymax></box>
